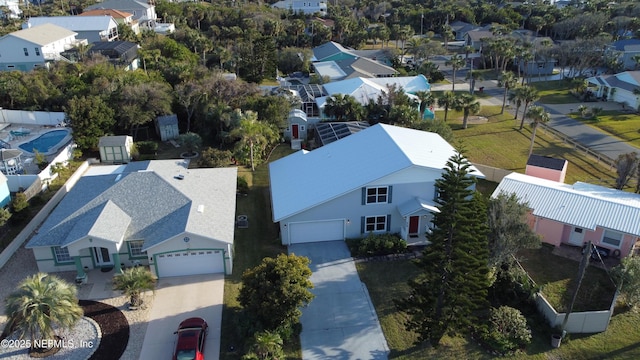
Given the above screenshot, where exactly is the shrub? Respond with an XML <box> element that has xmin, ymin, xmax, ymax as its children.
<box><xmin>136</xmin><ymin>141</ymin><xmax>158</xmax><ymax>155</ymax></box>
<box><xmin>198</xmin><ymin>147</ymin><xmax>232</xmax><ymax>168</ymax></box>
<box><xmin>10</xmin><ymin>192</ymin><xmax>30</xmax><ymax>224</ymax></box>
<box><xmin>481</xmin><ymin>306</ymin><xmax>532</xmax><ymax>354</ymax></box>
<box><xmin>347</xmin><ymin>233</ymin><xmax>407</xmax><ymax>257</ymax></box>
<box><xmin>237</xmin><ymin>176</ymin><xmax>249</xmax><ymax>195</ymax></box>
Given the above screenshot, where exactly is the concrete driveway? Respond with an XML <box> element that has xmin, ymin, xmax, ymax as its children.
<box><xmin>289</xmin><ymin>241</ymin><xmax>389</xmax><ymax>360</ymax></box>
<box><xmin>139</xmin><ymin>274</ymin><xmax>224</xmax><ymax>360</ymax></box>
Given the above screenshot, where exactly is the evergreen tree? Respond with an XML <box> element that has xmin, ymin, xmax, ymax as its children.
<box><xmin>396</xmin><ymin>152</ymin><xmax>490</xmax><ymax>347</ymax></box>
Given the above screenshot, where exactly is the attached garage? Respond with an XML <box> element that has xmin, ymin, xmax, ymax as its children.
<box><xmin>155</xmin><ymin>249</ymin><xmax>225</xmax><ymax>277</ymax></box>
<box><xmin>289</xmin><ymin>220</ymin><xmax>345</xmax><ymax>244</ymax></box>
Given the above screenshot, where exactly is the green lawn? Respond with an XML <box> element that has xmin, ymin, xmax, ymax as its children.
<box><xmin>574</xmin><ymin>110</ymin><xmax>640</xmax><ymax>149</ymax></box>
<box><xmin>357</xmin><ymin>259</ymin><xmax>640</xmax><ymax>360</ymax></box>
<box><xmin>532</xmin><ymin>80</ymin><xmax>578</xmax><ymax>104</ymax></box>
<box><xmin>219</xmin><ymin>145</ymin><xmax>298</xmax><ymax>360</ymax></box>
<box><xmin>440</xmin><ymin>106</ymin><xmax>616</xmax><ymax>186</ymax></box>
<box><xmin>517</xmin><ymin>247</ymin><xmax>616</xmax><ymax>312</ymax></box>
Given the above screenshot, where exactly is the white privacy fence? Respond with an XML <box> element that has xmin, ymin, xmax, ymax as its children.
<box><xmin>0</xmin><ymin>109</ymin><xmax>66</xmax><ymax>126</ymax></box>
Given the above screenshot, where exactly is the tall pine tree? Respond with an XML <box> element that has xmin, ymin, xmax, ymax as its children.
<box><xmin>396</xmin><ymin>152</ymin><xmax>490</xmax><ymax>347</ymax></box>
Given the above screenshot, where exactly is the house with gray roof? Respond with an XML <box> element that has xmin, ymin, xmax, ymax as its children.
<box><xmin>493</xmin><ymin>172</ymin><xmax>640</xmax><ymax>259</ymax></box>
<box><xmin>270</xmin><ymin>123</ymin><xmax>482</xmax><ymax>245</ymax></box>
<box><xmin>85</xmin><ymin>0</ymin><xmax>157</xmax><ymax>21</ymax></box>
<box><xmin>88</xmin><ymin>41</ymin><xmax>139</xmax><ymax>70</ymax></box>
<box><xmin>587</xmin><ymin>70</ymin><xmax>640</xmax><ymax>110</ymax></box>
<box><xmin>26</xmin><ymin>160</ymin><xmax>237</xmax><ymax>279</ymax></box>
<box><xmin>607</xmin><ymin>39</ymin><xmax>640</xmax><ymax>70</ymax></box>
<box><xmin>25</xmin><ymin>16</ymin><xmax>119</xmax><ymax>43</ymax></box>
<box><xmin>311</xmin><ymin>41</ymin><xmax>398</xmax><ymax>80</ymax></box>
<box><xmin>0</xmin><ymin>23</ymin><xmax>85</xmax><ymax>71</ymax></box>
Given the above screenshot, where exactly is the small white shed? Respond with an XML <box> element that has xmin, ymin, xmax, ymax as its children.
<box><xmin>284</xmin><ymin>109</ymin><xmax>308</xmax><ymax>142</ymax></box>
<box><xmin>155</xmin><ymin>114</ymin><xmax>179</xmax><ymax>141</ymax></box>
<box><xmin>98</xmin><ymin>135</ymin><xmax>133</xmax><ymax>164</ymax></box>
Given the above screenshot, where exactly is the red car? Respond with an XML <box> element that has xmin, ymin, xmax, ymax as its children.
<box><xmin>173</xmin><ymin>317</ymin><xmax>208</xmax><ymax>360</ymax></box>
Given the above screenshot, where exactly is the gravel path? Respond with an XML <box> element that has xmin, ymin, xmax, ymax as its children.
<box><xmin>0</xmin><ymin>246</ymin><xmax>153</xmax><ymax>360</ymax></box>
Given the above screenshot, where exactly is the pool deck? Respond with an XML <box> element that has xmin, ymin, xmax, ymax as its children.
<box><xmin>0</xmin><ymin>123</ymin><xmax>71</xmax><ymax>173</ymax></box>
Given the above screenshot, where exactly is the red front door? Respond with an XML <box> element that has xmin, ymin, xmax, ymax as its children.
<box><xmin>292</xmin><ymin>124</ymin><xmax>299</xmax><ymax>139</ymax></box>
<box><xmin>409</xmin><ymin>216</ymin><xmax>419</xmax><ymax>234</ymax></box>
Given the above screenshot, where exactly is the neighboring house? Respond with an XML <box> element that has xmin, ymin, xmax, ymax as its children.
<box><xmin>0</xmin><ymin>24</ymin><xmax>85</xmax><ymax>71</ymax></box>
<box><xmin>269</xmin><ymin>123</ymin><xmax>483</xmax><ymax>245</ymax></box>
<box><xmin>311</xmin><ymin>41</ymin><xmax>398</xmax><ymax>80</ymax></box>
<box><xmin>284</xmin><ymin>109</ymin><xmax>308</xmax><ymax>143</ymax></box>
<box><xmin>587</xmin><ymin>70</ymin><xmax>640</xmax><ymax>110</ymax></box>
<box><xmin>79</xmin><ymin>9</ymin><xmax>140</xmax><ymax>34</ymax></box>
<box><xmin>0</xmin><ymin>172</ymin><xmax>9</xmax><ymax>208</ymax></box>
<box><xmin>0</xmin><ymin>0</ymin><xmax>21</xmax><ymax>19</ymax></box>
<box><xmin>465</xmin><ymin>30</ymin><xmax>494</xmax><ymax>51</ymax></box>
<box><xmin>607</xmin><ymin>39</ymin><xmax>640</xmax><ymax>70</ymax></box>
<box><xmin>85</xmin><ymin>0</ymin><xmax>157</xmax><ymax>21</ymax></box>
<box><xmin>0</xmin><ymin>149</ymin><xmax>24</xmax><ymax>175</ymax></box>
<box><xmin>155</xmin><ymin>114</ymin><xmax>179</xmax><ymax>141</ymax></box>
<box><xmin>98</xmin><ymin>135</ymin><xmax>133</xmax><ymax>164</ymax></box>
<box><xmin>511</xmin><ymin>30</ymin><xmax>556</xmax><ymax>76</ymax></box>
<box><xmin>316</xmin><ymin>75</ymin><xmax>431</xmax><ymax>118</ymax></box>
<box><xmin>493</xmin><ymin>172</ymin><xmax>640</xmax><ymax>258</ymax></box>
<box><xmin>526</xmin><ymin>154</ymin><xmax>567</xmax><ymax>183</ymax></box>
<box><xmin>450</xmin><ymin>20</ymin><xmax>481</xmax><ymax>41</ymax></box>
<box><xmin>87</xmin><ymin>41</ymin><xmax>139</xmax><ymax>70</ymax></box>
<box><xmin>271</xmin><ymin>0</ymin><xmax>327</xmax><ymax>16</ymax></box>
<box><xmin>25</xmin><ymin>160</ymin><xmax>237</xmax><ymax>279</ymax></box>
<box><xmin>25</xmin><ymin>16</ymin><xmax>119</xmax><ymax>43</ymax></box>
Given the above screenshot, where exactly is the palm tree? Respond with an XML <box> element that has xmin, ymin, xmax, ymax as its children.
<box><xmin>466</xmin><ymin>70</ymin><xmax>484</xmax><ymax>95</ymax></box>
<box><xmin>453</xmin><ymin>93</ymin><xmax>481</xmax><ymax>129</ymax></box>
<box><xmin>178</xmin><ymin>132</ymin><xmax>203</xmax><ymax>156</ymax></box>
<box><xmin>437</xmin><ymin>91</ymin><xmax>457</xmax><ymax>122</ymax></box>
<box><xmin>517</xmin><ymin>86</ymin><xmax>540</xmax><ymax>129</ymax></box>
<box><xmin>498</xmin><ymin>72</ymin><xmax>518</xmax><ymax>114</ymax></box>
<box><xmin>4</xmin><ymin>273</ymin><xmax>83</xmax><ymax>350</ymax></box>
<box><xmin>230</xmin><ymin>110</ymin><xmax>279</xmax><ymax>171</ymax></box>
<box><xmin>252</xmin><ymin>330</ymin><xmax>284</xmax><ymax>359</ymax></box>
<box><xmin>508</xmin><ymin>89</ymin><xmax>523</xmax><ymax>121</ymax></box>
<box><xmin>112</xmin><ymin>266</ymin><xmax>156</xmax><ymax>309</ymax></box>
<box><xmin>525</xmin><ymin>105</ymin><xmax>551</xmax><ymax>155</ymax></box>
<box><xmin>323</xmin><ymin>94</ymin><xmax>363</xmax><ymax>121</ymax></box>
<box><xmin>445</xmin><ymin>54</ymin><xmax>466</xmax><ymax>91</ymax></box>
<box><xmin>415</xmin><ymin>90</ymin><xmax>435</xmax><ymax>117</ymax></box>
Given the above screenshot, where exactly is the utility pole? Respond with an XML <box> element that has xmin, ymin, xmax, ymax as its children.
<box><xmin>421</xmin><ymin>13</ymin><xmax>424</xmax><ymax>37</ymax></box>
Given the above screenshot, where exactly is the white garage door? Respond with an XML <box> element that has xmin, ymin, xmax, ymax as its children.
<box><xmin>156</xmin><ymin>250</ymin><xmax>224</xmax><ymax>277</ymax></box>
<box><xmin>289</xmin><ymin>220</ymin><xmax>344</xmax><ymax>244</ymax></box>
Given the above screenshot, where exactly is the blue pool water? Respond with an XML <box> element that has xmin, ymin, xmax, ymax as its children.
<box><xmin>18</xmin><ymin>130</ymin><xmax>70</xmax><ymax>154</ymax></box>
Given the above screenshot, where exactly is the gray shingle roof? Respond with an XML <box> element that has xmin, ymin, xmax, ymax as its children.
<box><xmin>26</xmin><ymin>160</ymin><xmax>237</xmax><ymax>251</ymax></box>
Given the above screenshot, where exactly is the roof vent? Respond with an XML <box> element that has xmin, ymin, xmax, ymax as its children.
<box><xmin>197</xmin><ymin>205</ymin><xmax>205</xmax><ymax>213</ymax></box>
<box><xmin>115</xmin><ymin>174</ymin><xmax>122</xmax><ymax>182</ymax></box>
<box><xmin>174</xmin><ymin>174</ymin><xmax>184</xmax><ymax>180</ymax></box>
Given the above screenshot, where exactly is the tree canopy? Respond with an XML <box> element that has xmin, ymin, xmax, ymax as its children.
<box><xmin>396</xmin><ymin>152</ymin><xmax>490</xmax><ymax>347</ymax></box>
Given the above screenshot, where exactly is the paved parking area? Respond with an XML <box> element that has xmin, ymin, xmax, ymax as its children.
<box><xmin>139</xmin><ymin>274</ymin><xmax>224</xmax><ymax>360</ymax></box>
<box><xmin>289</xmin><ymin>241</ymin><xmax>389</xmax><ymax>360</ymax></box>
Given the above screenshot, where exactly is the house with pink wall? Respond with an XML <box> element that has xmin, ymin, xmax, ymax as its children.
<box><xmin>525</xmin><ymin>154</ymin><xmax>567</xmax><ymax>183</ymax></box>
<box><xmin>492</xmin><ymin>172</ymin><xmax>640</xmax><ymax>258</ymax></box>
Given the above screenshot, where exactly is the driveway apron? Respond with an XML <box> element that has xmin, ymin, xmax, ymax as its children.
<box><xmin>139</xmin><ymin>274</ymin><xmax>224</xmax><ymax>360</ymax></box>
<box><xmin>289</xmin><ymin>241</ymin><xmax>389</xmax><ymax>360</ymax></box>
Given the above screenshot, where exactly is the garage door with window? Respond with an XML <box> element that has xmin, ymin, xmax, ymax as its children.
<box><xmin>156</xmin><ymin>249</ymin><xmax>224</xmax><ymax>277</ymax></box>
<box><xmin>289</xmin><ymin>220</ymin><xmax>345</xmax><ymax>244</ymax></box>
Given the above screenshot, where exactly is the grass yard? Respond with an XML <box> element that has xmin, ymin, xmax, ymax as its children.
<box><xmin>517</xmin><ymin>247</ymin><xmax>617</xmax><ymax>312</ymax></box>
<box><xmin>440</xmin><ymin>105</ymin><xmax>616</xmax><ymax>186</ymax></box>
<box><xmin>532</xmin><ymin>80</ymin><xmax>578</xmax><ymax>104</ymax></box>
<box><xmin>357</xmin><ymin>259</ymin><xmax>640</xmax><ymax>359</ymax></box>
<box><xmin>575</xmin><ymin>110</ymin><xmax>640</xmax><ymax>149</ymax></box>
<box><xmin>219</xmin><ymin>145</ymin><xmax>298</xmax><ymax>360</ymax></box>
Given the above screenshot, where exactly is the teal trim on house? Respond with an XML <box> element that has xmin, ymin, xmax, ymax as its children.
<box><xmin>74</xmin><ymin>257</ymin><xmax>86</xmax><ymax>278</ymax></box>
<box><xmin>112</xmin><ymin>252</ymin><xmax>122</xmax><ymax>274</ymax></box>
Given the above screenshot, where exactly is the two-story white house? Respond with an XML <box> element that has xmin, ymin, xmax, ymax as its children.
<box><xmin>271</xmin><ymin>0</ymin><xmax>327</xmax><ymax>16</ymax></box>
<box><xmin>0</xmin><ymin>24</ymin><xmax>86</xmax><ymax>71</ymax></box>
<box><xmin>270</xmin><ymin>123</ymin><xmax>483</xmax><ymax>245</ymax></box>
<box><xmin>25</xmin><ymin>16</ymin><xmax>119</xmax><ymax>43</ymax></box>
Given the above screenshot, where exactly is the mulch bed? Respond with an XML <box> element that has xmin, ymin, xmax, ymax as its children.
<box><xmin>79</xmin><ymin>300</ymin><xmax>129</xmax><ymax>360</ymax></box>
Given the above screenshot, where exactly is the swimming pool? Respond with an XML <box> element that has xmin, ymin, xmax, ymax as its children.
<box><xmin>18</xmin><ymin>129</ymin><xmax>71</xmax><ymax>154</ymax></box>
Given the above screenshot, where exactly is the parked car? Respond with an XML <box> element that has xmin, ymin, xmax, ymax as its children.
<box><xmin>173</xmin><ymin>317</ymin><xmax>208</xmax><ymax>360</ymax></box>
